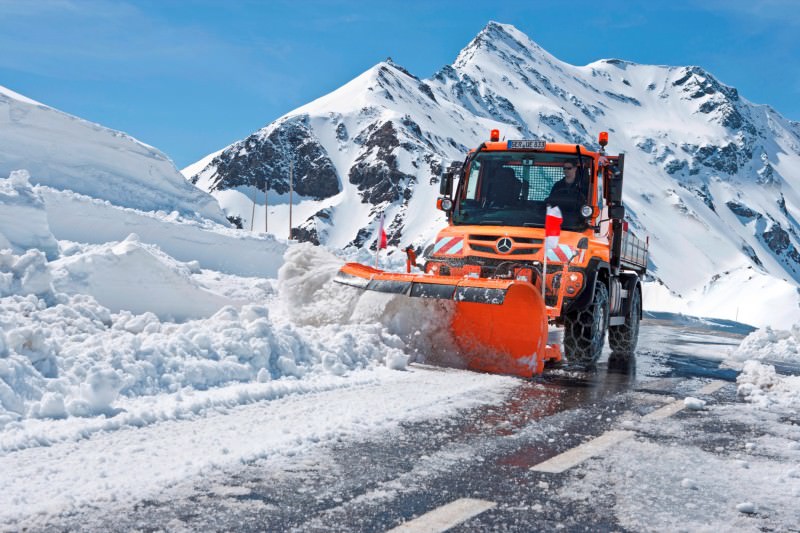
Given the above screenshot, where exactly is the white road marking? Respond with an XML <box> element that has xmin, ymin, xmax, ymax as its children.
<box><xmin>630</xmin><ymin>392</ymin><xmax>677</xmax><ymax>404</ymax></box>
<box><xmin>697</xmin><ymin>380</ymin><xmax>727</xmax><ymax>395</ymax></box>
<box><xmin>636</xmin><ymin>378</ymin><xmax>682</xmax><ymax>392</ymax></box>
<box><xmin>529</xmin><ymin>430</ymin><xmax>634</xmax><ymax>473</ymax></box>
<box><xmin>387</xmin><ymin>498</ymin><xmax>496</xmax><ymax>533</ymax></box>
<box><xmin>642</xmin><ymin>400</ymin><xmax>686</xmax><ymax>421</ymax></box>
<box><xmin>642</xmin><ymin>381</ymin><xmax>726</xmax><ymax>421</ymax></box>
<box><xmin>524</xmin><ymin>380</ymin><xmax>729</xmax><ymax>476</ymax></box>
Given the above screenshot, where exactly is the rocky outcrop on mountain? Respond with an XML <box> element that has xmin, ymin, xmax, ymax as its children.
<box><xmin>290</xmin><ymin>208</ymin><xmax>332</xmax><ymax>246</ymax></box>
<box><xmin>349</xmin><ymin>121</ymin><xmax>415</xmax><ymax>204</ymax></box>
<box><xmin>196</xmin><ymin>115</ymin><xmax>339</xmax><ymax>200</ymax></box>
<box><xmin>762</xmin><ymin>220</ymin><xmax>800</xmax><ymax>278</ymax></box>
<box><xmin>726</xmin><ymin>200</ymin><xmax>761</xmax><ymax>220</ymax></box>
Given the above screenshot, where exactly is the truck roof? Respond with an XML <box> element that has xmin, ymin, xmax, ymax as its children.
<box><xmin>474</xmin><ymin>141</ymin><xmax>597</xmax><ymax>156</ymax></box>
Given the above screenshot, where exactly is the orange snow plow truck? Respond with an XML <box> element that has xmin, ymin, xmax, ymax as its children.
<box><xmin>335</xmin><ymin>131</ymin><xmax>648</xmax><ymax>378</ymax></box>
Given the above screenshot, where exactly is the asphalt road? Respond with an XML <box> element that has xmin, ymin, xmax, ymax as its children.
<box><xmin>37</xmin><ymin>317</ymin><xmax>800</xmax><ymax>533</ymax></box>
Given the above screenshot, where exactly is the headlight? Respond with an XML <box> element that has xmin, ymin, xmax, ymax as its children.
<box><xmin>581</xmin><ymin>205</ymin><xmax>593</xmax><ymax>217</ymax></box>
<box><xmin>441</xmin><ymin>198</ymin><xmax>453</xmax><ymax>210</ymax></box>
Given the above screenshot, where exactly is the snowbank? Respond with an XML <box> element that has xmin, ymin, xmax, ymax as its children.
<box><xmin>0</xmin><ymin>291</ymin><xmax>408</xmax><ymax>436</ymax></box>
<box><xmin>643</xmin><ymin>270</ymin><xmax>800</xmax><ymax>330</ymax></box>
<box><xmin>736</xmin><ymin>360</ymin><xmax>800</xmax><ymax>409</ymax></box>
<box><xmin>0</xmin><ymin>86</ymin><xmax>227</xmax><ymax>223</ymax></box>
<box><xmin>729</xmin><ymin>323</ymin><xmax>800</xmax><ymax>363</ymax></box>
<box><xmin>40</xmin><ymin>186</ymin><xmax>287</xmax><ymax>278</ymax></box>
<box><xmin>51</xmin><ymin>234</ymin><xmax>233</xmax><ymax>321</ymax></box>
<box><xmin>0</xmin><ymin>170</ymin><xmax>58</xmax><ymax>260</ymax></box>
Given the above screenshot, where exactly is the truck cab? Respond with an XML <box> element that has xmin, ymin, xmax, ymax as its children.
<box><xmin>431</xmin><ymin>131</ymin><xmax>647</xmax><ymax>365</ymax></box>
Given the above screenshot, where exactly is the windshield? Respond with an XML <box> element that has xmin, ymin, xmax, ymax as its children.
<box><xmin>452</xmin><ymin>151</ymin><xmax>594</xmax><ymax>230</ymax></box>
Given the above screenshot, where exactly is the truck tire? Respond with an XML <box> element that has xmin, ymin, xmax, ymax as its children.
<box><xmin>608</xmin><ymin>286</ymin><xmax>641</xmax><ymax>359</ymax></box>
<box><xmin>564</xmin><ymin>281</ymin><xmax>609</xmax><ymax>366</ymax></box>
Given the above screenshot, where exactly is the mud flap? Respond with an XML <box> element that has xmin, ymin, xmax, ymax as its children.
<box><xmin>335</xmin><ymin>263</ymin><xmax>548</xmax><ymax>378</ymax></box>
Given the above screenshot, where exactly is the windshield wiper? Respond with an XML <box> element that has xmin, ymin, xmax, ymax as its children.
<box><xmin>478</xmin><ymin>220</ymin><xmax>505</xmax><ymax>225</ymax></box>
<box><xmin>523</xmin><ymin>222</ymin><xmax>542</xmax><ymax>227</ymax></box>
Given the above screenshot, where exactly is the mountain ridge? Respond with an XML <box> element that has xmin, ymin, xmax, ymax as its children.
<box><xmin>185</xmin><ymin>22</ymin><xmax>800</xmax><ymax>327</ymax></box>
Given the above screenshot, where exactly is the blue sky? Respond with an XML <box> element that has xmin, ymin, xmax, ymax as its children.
<box><xmin>1</xmin><ymin>0</ymin><xmax>798</xmax><ymax>168</ymax></box>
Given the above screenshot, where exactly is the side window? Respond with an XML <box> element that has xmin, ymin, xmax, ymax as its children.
<box><xmin>465</xmin><ymin>160</ymin><xmax>481</xmax><ymax>199</ymax></box>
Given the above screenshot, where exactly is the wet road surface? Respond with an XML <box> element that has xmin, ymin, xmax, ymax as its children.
<box><xmin>37</xmin><ymin>317</ymin><xmax>800</xmax><ymax>532</ymax></box>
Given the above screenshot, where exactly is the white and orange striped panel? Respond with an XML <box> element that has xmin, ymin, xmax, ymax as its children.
<box><xmin>432</xmin><ymin>236</ymin><xmax>464</xmax><ymax>256</ymax></box>
<box><xmin>545</xmin><ymin>244</ymin><xmax>575</xmax><ymax>262</ymax></box>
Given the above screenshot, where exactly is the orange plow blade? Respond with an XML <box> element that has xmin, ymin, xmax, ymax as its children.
<box><xmin>335</xmin><ymin>263</ymin><xmax>549</xmax><ymax>378</ymax></box>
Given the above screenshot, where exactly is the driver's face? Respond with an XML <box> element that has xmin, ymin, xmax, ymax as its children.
<box><xmin>563</xmin><ymin>164</ymin><xmax>577</xmax><ymax>183</ymax></box>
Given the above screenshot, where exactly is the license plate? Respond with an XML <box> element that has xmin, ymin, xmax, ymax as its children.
<box><xmin>508</xmin><ymin>139</ymin><xmax>546</xmax><ymax>150</ymax></box>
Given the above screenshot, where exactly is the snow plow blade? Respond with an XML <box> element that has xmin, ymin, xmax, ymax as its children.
<box><xmin>335</xmin><ymin>263</ymin><xmax>548</xmax><ymax>378</ymax></box>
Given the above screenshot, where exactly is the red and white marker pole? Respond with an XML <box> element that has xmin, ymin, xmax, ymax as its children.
<box><xmin>543</xmin><ymin>206</ymin><xmax>562</xmax><ymax>300</ymax></box>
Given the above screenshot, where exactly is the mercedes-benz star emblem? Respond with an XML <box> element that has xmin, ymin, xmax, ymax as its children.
<box><xmin>496</xmin><ymin>237</ymin><xmax>513</xmax><ymax>254</ymax></box>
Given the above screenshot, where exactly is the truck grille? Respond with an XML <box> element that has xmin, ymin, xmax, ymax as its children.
<box><xmin>468</xmin><ymin>234</ymin><xmax>543</xmax><ymax>245</ymax></box>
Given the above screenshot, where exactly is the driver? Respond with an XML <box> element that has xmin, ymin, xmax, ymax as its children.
<box><xmin>546</xmin><ymin>162</ymin><xmax>584</xmax><ymax>213</ymax></box>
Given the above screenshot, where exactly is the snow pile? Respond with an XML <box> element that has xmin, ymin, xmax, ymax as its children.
<box><xmin>730</xmin><ymin>324</ymin><xmax>800</xmax><ymax>363</ymax></box>
<box><xmin>51</xmin><ymin>234</ymin><xmax>232</xmax><ymax>321</ymax></box>
<box><xmin>278</xmin><ymin>243</ymin><xmax>459</xmax><ymax>367</ymax></box>
<box><xmin>732</xmin><ymin>325</ymin><xmax>800</xmax><ymax>409</ymax></box>
<box><xmin>0</xmin><ymin>293</ymin><xmax>405</xmax><ymax>432</ymax></box>
<box><xmin>0</xmin><ymin>244</ymin><xmax>437</xmax><ymax>434</ymax></box>
<box><xmin>736</xmin><ymin>360</ymin><xmax>800</xmax><ymax>409</ymax></box>
<box><xmin>0</xmin><ymin>170</ymin><xmax>58</xmax><ymax>260</ymax></box>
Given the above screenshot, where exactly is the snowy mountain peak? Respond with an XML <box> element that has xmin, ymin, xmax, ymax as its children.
<box><xmin>453</xmin><ymin>21</ymin><xmax>559</xmax><ymax>72</ymax></box>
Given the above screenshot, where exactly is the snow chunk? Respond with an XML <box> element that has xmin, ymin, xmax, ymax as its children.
<box><xmin>35</xmin><ymin>392</ymin><xmax>67</xmax><ymax>419</ymax></box>
<box><xmin>736</xmin><ymin>501</ymin><xmax>756</xmax><ymax>514</ymax></box>
<box><xmin>69</xmin><ymin>368</ymin><xmax>124</xmax><ymax>417</ymax></box>
<box><xmin>683</xmin><ymin>397</ymin><xmax>706</xmax><ymax>410</ymax></box>
<box><xmin>50</xmin><ymin>236</ymin><xmax>232</xmax><ymax>321</ymax></box>
<box><xmin>0</xmin><ymin>249</ymin><xmax>54</xmax><ymax>300</ymax></box>
<box><xmin>0</xmin><ymin>170</ymin><xmax>59</xmax><ymax>260</ymax></box>
<box><xmin>385</xmin><ymin>352</ymin><xmax>409</xmax><ymax>370</ymax></box>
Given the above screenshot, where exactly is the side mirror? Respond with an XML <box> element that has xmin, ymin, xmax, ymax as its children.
<box><xmin>440</xmin><ymin>162</ymin><xmax>461</xmax><ymax>196</ymax></box>
<box><xmin>439</xmin><ymin>175</ymin><xmax>451</xmax><ymax>196</ymax></box>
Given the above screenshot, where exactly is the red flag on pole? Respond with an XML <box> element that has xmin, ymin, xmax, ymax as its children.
<box><xmin>544</xmin><ymin>206</ymin><xmax>562</xmax><ymax>251</ymax></box>
<box><xmin>375</xmin><ymin>212</ymin><xmax>387</xmax><ymax>268</ymax></box>
<box><xmin>378</xmin><ymin>212</ymin><xmax>387</xmax><ymax>250</ymax></box>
